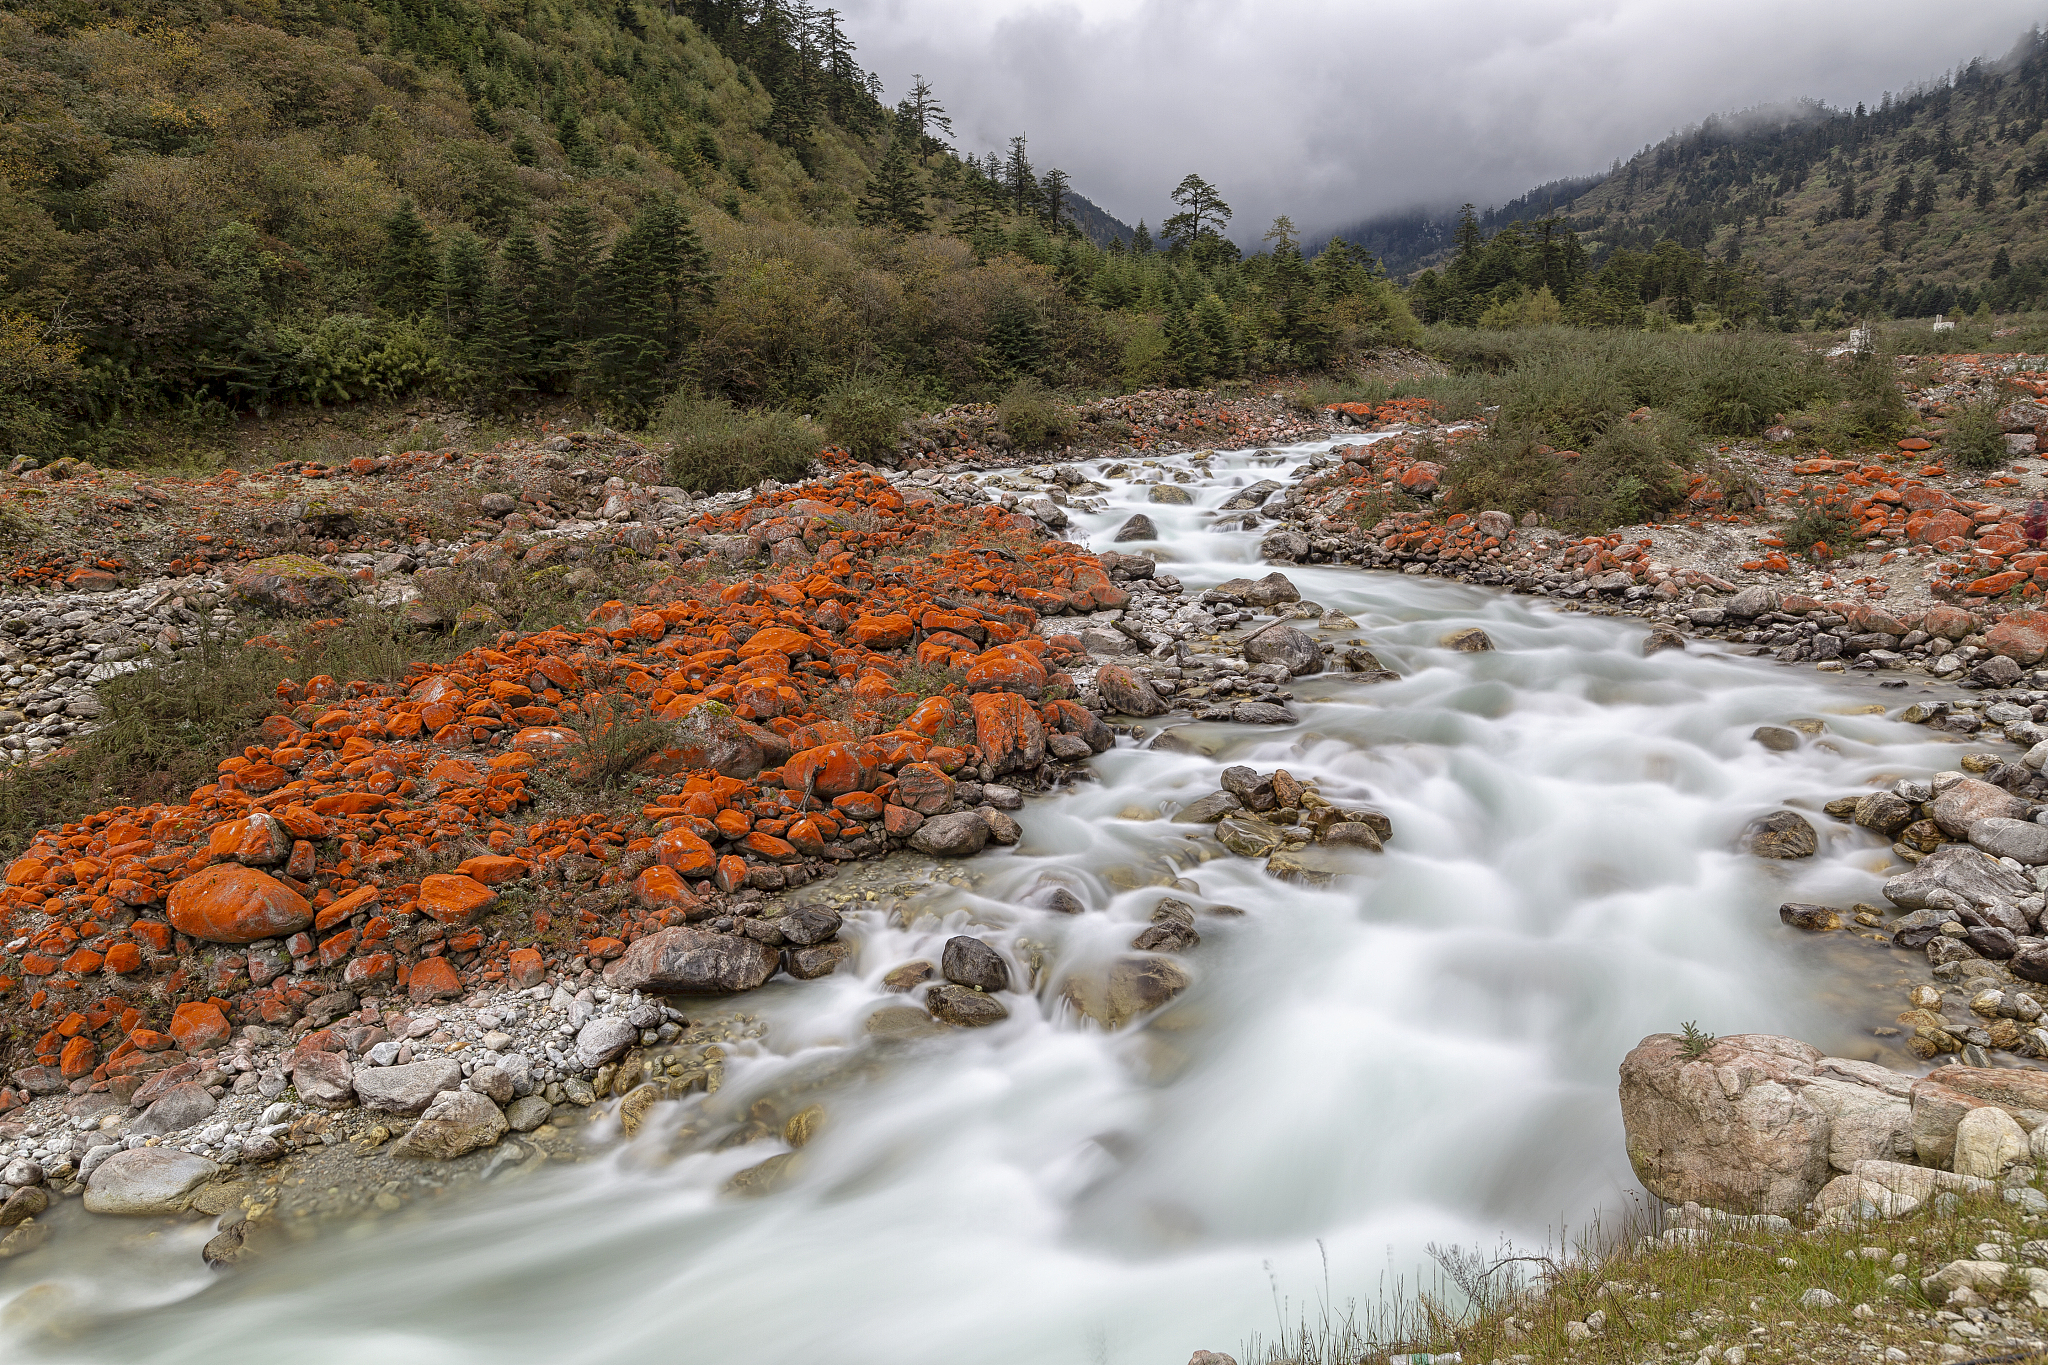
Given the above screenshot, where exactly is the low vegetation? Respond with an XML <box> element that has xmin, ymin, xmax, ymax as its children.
<box><xmin>1248</xmin><ymin>1183</ymin><xmax>2048</xmax><ymax>1365</ymax></box>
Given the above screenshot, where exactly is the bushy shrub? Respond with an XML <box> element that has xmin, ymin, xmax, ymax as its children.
<box><xmin>997</xmin><ymin>378</ymin><xmax>1076</xmax><ymax>450</ymax></box>
<box><xmin>652</xmin><ymin>391</ymin><xmax>825</xmax><ymax>492</ymax></box>
<box><xmin>1498</xmin><ymin>352</ymin><xmax>1632</xmax><ymax>449</ymax></box>
<box><xmin>1442</xmin><ymin>425</ymin><xmax>1562</xmax><ymax>521</ymax></box>
<box><xmin>1446</xmin><ymin>410</ymin><xmax>1697</xmax><ymax>532</ymax></box>
<box><xmin>1837</xmin><ymin>344</ymin><xmax>1912</xmax><ymax>444</ymax></box>
<box><xmin>1778</xmin><ymin>485</ymin><xmax>1860</xmax><ymax>555</ymax></box>
<box><xmin>1947</xmin><ymin>397</ymin><xmax>2011</xmax><ymax>470</ymax></box>
<box><xmin>820</xmin><ymin>382</ymin><xmax>914</xmax><ymax>464</ymax></box>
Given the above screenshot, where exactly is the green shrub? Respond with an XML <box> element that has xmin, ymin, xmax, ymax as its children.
<box><xmin>996</xmin><ymin>378</ymin><xmax>1077</xmax><ymax>450</ymax></box>
<box><xmin>819</xmin><ymin>382</ymin><xmax>914</xmax><ymax>465</ymax></box>
<box><xmin>1947</xmin><ymin>396</ymin><xmax>2011</xmax><ymax>471</ymax></box>
<box><xmin>1778</xmin><ymin>486</ymin><xmax>1860</xmax><ymax>555</ymax></box>
<box><xmin>1442</xmin><ymin>425</ymin><xmax>1562</xmax><ymax>521</ymax></box>
<box><xmin>1498</xmin><ymin>352</ymin><xmax>1632</xmax><ymax>449</ymax></box>
<box><xmin>1837</xmin><ymin>345</ymin><xmax>1912</xmax><ymax>444</ymax></box>
<box><xmin>1445</xmin><ymin>411</ymin><xmax>1696</xmax><ymax>532</ymax></box>
<box><xmin>651</xmin><ymin>391</ymin><xmax>825</xmax><ymax>492</ymax></box>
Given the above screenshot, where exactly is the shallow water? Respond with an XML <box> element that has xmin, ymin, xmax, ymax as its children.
<box><xmin>1</xmin><ymin>437</ymin><xmax>1978</xmax><ymax>1363</ymax></box>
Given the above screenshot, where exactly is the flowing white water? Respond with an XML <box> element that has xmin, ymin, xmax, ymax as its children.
<box><xmin>2</xmin><ymin>437</ymin><xmax>1972</xmax><ymax>1363</ymax></box>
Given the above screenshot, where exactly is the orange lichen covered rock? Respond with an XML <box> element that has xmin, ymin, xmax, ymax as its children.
<box><xmin>167</xmin><ymin>865</ymin><xmax>313</xmax><ymax>944</ymax></box>
<box><xmin>454</xmin><ymin>855</ymin><xmax>530</xmax><ymax>886</ymax></box>
<box><xmin>169</xmin><ymin>1001</ymin><xmax>231</xmax><ymax>1051</ymax></box>
<box><xmin>417</xmin><ymin>874</ymin><xmax>498</xmax><ymax>924</ymax></box>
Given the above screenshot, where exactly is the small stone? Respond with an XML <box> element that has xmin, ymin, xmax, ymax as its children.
<box><xmin>1798</xmin><ymin>1287</ymin><xmax>1841</xmax><ymax>1309</ymax></box>
<box><xmin>1743</xmin><ymin>810</ymin><xmax>1818</xmax><ymax>859</ymax></box>
<box><xmin>882</xmin><ymin>961</ymin><xmax>935</xmax><ymax>992</ymax></box>
<box><xmin>941</xmin><ymin>936</ymin><xmax>1010</xmax><ymax>992</ymax></box>
<box><xmin>391</xmin><ymin>1089</ymin><xmax>507</xmax><ymax>1159</ymax></box>
<box><xmin>506</xmin><ymin>1094</ymin><xmax>552</xmax><ymax>1132</ymax></box>
<box><xmin>1752</xmin><ymin>725</ymin><xmax>1800</xmax><ymax>752</ymax></box>
<box><xmin>1440</xmin><ymin>627</ymin><xmax>1494</xmax><ymax>652</ymax></box>
<box><xmin>926</xmin><ymin>984</ymin><xmax>1010</xmax><ymax>1028</ymax></box>
<box><xmin>83</xmin><ymin>1148</ymin><xmax>221</xmax><ymax>1215</ymax></box>
<box><xmin>574</xmin><ymin>1016</ymin><xmax>637</xmax><ymax>1069</ymax></box>
<box><xmin>1778</xmin><ymin>902</ymin><xmax>1841</xmax><ymax>932</ymax></box>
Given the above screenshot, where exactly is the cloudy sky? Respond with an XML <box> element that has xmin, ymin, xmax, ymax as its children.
<box><xmin>837</xmin><ymin>0</ymin><xmax>2047</xmax><ymax>240</ymax></box>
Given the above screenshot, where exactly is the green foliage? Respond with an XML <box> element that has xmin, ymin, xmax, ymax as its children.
<box><xmin>563</xmin><ymin>693</ymin><xmax>674</xmax><ymax>792</ymax></box>
<box><xmin>1946</xmin><ymin>395</ymin><xmax>2010</xmax><ymax>470</ymax></box>
<box><xmin>996</xmin><ymin>378</ymin><xmax>1076</xmax><ymax>450</ymax></box>
<box><xmin>1778</xmin><ymin>485</ymin><xmax>1860</xmax><ymax>555</ymax></box>
<box><xmin>653</xmin><ymin>392</ymin><xmax>825</xmax><ymax>492</ymax></box>
<box><xmin>1678</xmin><ymin>1020</ymin><xmax>1716</xmax><ymax>1059</ymax></box>
<box><xmin>1444</xmin><ymin>410</ymin><xmax>1696</xmax><ymax>533</ymax></box>
<box><xmin>1838</xmin><ymin>344</ymin><xmax>1913</xmax><ymax>443</ymax></box>
<box><xmin>821</xmin><ymin>382</ymin><xmax>914</xmax><ymax>464</ymax></box>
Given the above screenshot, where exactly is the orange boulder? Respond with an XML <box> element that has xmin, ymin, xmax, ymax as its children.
<box><xmin>418</xmin><ymin>874</ymin><xmax>498</xmax><ymax>924</ymax></box>
<box><xmin>167</xmin><ymin>865</ymin><xmax>314</xmax><ymax>944</ymax></box>
<box><xmin>1988</xmin><ymin>609</ymin><xmax>2048</xmax><ymax>665</ymax></box>
<box><xmin>454</xmin><ymin>855</ymin><xmax>530</xmax><ymax>886</ymax></box>
<box><xmin>969</xmin><ymin>692</ymin><xmax>1047</xmax><ymax>774</ymax></box>
<box><xmin>408</xmin><ymin>955</ymin><xmax>463</xmax><ymax>1001</ymax></box>
<box><xmin>169</xmin><ymin>1001</ymin><xmax>231</xmax><ymax>1052</ymax></box>
<box><xmin>655</xmin><ymin>826</ymin><xmax>719</xmax><ymax>878</ymax></box>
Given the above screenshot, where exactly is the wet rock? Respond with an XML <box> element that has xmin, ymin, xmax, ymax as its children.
<box><xmin>1968</xmin><ymin>925</ymin><xmax>2020</xmax><ymax>959</ymax></box>
<box><xmin>1147</xmin><ymin>484</ymin><xmax>1192</xmax><ymax>505</ymax></box>
<box><xmin>976</xmin><ymin>806</ymin><xmax>1022</xmax><ymax>845</ymax></box>
<box><xmin>1440</xmin><ymin>627</ymin><xmax>1494</xmax><ymax>652</ymax></box>
<box><xmin>882</xmin><ymin>961</ymin><xmax>936</xmax><ymax>993</ymax></box>
<box><xmin>778</xmin><ymin>904</ymin><xmax>843</xmax><ymax>945</ymax></box>
<box><xmin>1095</xmin><ymin>664</ymin><xmax>1169</xmax><ymax>716</ymax></box>
<box><xmin>788</xmin><ymin>941</ymin><xmax>854</xmax><ymax>978</ymax></box>
<box><xmin>506</xmin><ymin>1094</ymin><xmax>552</xmax><ymax>1132</ymax></box>
<box><xmin>1231</xmin><ymin>701</ymin><xmax>1297</xmax><ymax>725</ymax></box>
<box><xmin>1853</xmin><ymin>791</ymin><xmax>1918</xmax><ymax>838</ymax></box>
<box><xmin>1215</xmin><ymin>815</ymin><xmax>1283</xmax><ymax>858</ymax></box>
<box><xmin>908</xmin><ymin>811</ymin><xmax>992</xmax><ymax>858</ymax></box>
<box><xmin>1321</xmin><ymin>821</ymin><xmax>1384</xmax><ymax>851</ymax></box>
<box><xmin>0</xmin><ymin>1188</ymin><xmax>47</xmax><ymax>1227</ymax></box>
<box><xmin>83</xmin><ymin>1148</ymin><xmax>221</xmax><ymax>1215</ymax></box>
<box><xmin>926</xmin><ymin>984</ymin><xmax>1009</xmax><ymax>1027</ymax></box>
<box><xmin>1779</xmin><ymin>902</ymin><xmax>1841</xmax><ymax>931</ymax></box>
<box><xmin>1742</xmin><ymin>811</ymin><xmax>1817</xmax><ymax>859</ymax></box>
<box><xmin>608</xmin><ymin>926</ymin><xmax>781</xmax><ymax>994</ymax></box>
<box><xmin>352</xmin><ymin>1059</ymin><xmax>464</xmax><ymax>1115</ymax></box>
<box><xmin>1971</xmin><ymin>655</ymin><xmax>2026</xmax><ymax>688</ymax></box>
<box><xmin>1112</xmin><ymin>514</ymin><xmax>1158</xmax><ymax>542</ymax></box>
<box><xmin>1062</xmin><ymin>955</ymin><xmax>1192</xmax><ymax>1028</ymax></box>
<box><xmin>941</xmin><ymin>936</ymin><xmax>1010</xmax><ymax>992</ymax></box>
<box><xmin>1883</xmin><ymin>844</ymin><xmax>2033</xmax><ymax>913</ymax></box>
<box><xmin>1173</xmin><ymin>791</ymin><xmax>1243</xmax><ymax>823</ymax></box>
<box><xmin>1242</xmin><ymin>624</ymin><xmax>1320</xmax><ymax>676</ymax></box>
<box><xmin>391</xmin><ymin>1089</ymin><xmax>507</xmax><ymax>1160</ymax></box>
<box><xmin>1933</xmin><ymin>777</ymin><xmax>2030</xmax><ymax>837</ymax></box>
<box><xmin>1752</xmin><ymin>726</ymin><xmax>1800</xmax><ymax>752</ymax></box>
<box><xmin>1259</xmin><ymin>528</ymin><xmax>1309</xmax><ymax>562</ymax></box>
<box><xmin>1969</xmin><ymin>817</ymin><xmax>2048</xmax><ymax>864</ymax></box>
<box><xmin>1643</xmin><ymin>628</ymin><xmax>1686</xmax><ymax>655</ymax></box>
<box><xmin>575</xmin><ymin>1016</ymin><xmax>638</xmax><ymax>1068</ymax></box>
<box><xmin>1213</xmin><ymin>571</ymin><xmax>1298</xmax><ymax>606</ymax></box>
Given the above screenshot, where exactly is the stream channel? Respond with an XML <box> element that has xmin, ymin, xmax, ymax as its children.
<box><xmin>0</xmin><ymin>433</ymin><xmax>1980</xmax><ymax>1363</ymax></box>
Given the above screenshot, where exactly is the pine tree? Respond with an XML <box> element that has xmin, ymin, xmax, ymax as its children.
<box><xmin>1837</xmin><ymin>176</ymin><xmax>1859</xmax><ymax>222</ymax></box>
<box><xmin>1162</xmin><ymin>173</ymin><xmax>1231</xmax><ymax>252</ymax></box>
<box><xmin>1131</xmin><ymin>220</ymin><xmax>1153</xmax><ymax>255</ymax></box>
<box><xmin>439</xmin><ymin>231</ymin><xmax>490</xmax><ymax>338</ymax></box>
<box><xmin>857</xmin><ymin>133</ymin><xmax>930</xmax><ymax>232</ymax></box>
<box><xmin>1162</xmin><ymin>298</ymin><xmax>1210</xmax><ymax>386</ymax></box>
<box><xmin>899</xmin><ymin>75</ymin><xmax>952</xmax><ymax>166</ymax></box>
<box><xmin>1192</xmin><ymin>293</ymin><xmax>1238</xmax><ymax>377</ymax></box>
<box><xmin>984</xmin><ymin>296</ymin><xmax>1046</xmax><ymax>378</ymax></box>
<box><xmin>1039</xmin><ymin>167</ymin><xmax>1070</xmax><ymax>230</ymax></box>
<box><xmin>377</xmin><ymin>201</ymin><xmax>440</xmax><ymax>315</ymax></box>
<box><xmin>1453</xmin><ymin>203</ymin><xmax>1482</xmax><ymax>258</ymax></box>
<box><xmin>545</xmin><ymin>203</ymin><xmax>603</xmax><ymax>383</ymax></box>
<box><xmin>1912</xmin><ymin>174</ymin><xmax>1936</xmax><ymax>217</ymax></box>
<box><xmin>1003</xmin><ymin>135</ymin><xmax>1036</xmax><ymax>214</ymax></box>
<box><xmin>593</xmin><ymin>200</ymin><xmax>715</xmax><ymax>417</ymax></box>
<box><xmin>951</xmin><ymin>176</ymin><xmax>1000</xmax><ymax>247</ymax></box>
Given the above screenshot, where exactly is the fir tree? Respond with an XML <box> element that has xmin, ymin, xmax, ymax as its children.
<box><xmin>545</xmin><ymin>203</ymin><xmax>604</xmax><ymax>383</ymax></box>
<box><xmin>1003</xmin><ymin>136</ymin><xmax>1036</xmax><ymax>214</ymax></box>
<box><xmin>378</xmin><ymin>201</ymin><xmax>440</xmax><ymax>315</ymax></box>
<box><xmin>857</xmin><ymin>133</ymin><xmax>930</xmax><ymax>232</ymax></box>
<box><xmin>1131</xmin><ymin>220</ymin><xmax>1153</xmax><ymax>255</ymax></box>
<box><xmin>1039</xmin><ymin>167</ymin><xmax>1070</xmax><ymax>230</ymax></box>
<box><xmin>439</xmin><ymin>231</ymin><xmax>490</xmax><ymax>338</ymax></box>
<box><xmin>984</xmin><ymin>296</ymin><xmax>1046</xmax><ymax>378</ymax></box>
<box><xmin>1192</xmin><ymin>293</ymin><xmax>1238</xmax><ymax>377</ymax></box>
<box><xmin>898</xmin><ymin>75</ymin><xmax>952</xmax><ymax>166</ymax></box>
<box><xmin>1162</xmin><ymin>173</ymin><xmax>1231</xmax><ymax>251</ymax></box>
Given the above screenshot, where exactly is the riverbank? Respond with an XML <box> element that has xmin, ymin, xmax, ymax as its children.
<box><xmin>3</xmin><ymin>366</ymin><xmax>2048</xmax><ymax>1360</ymax></box>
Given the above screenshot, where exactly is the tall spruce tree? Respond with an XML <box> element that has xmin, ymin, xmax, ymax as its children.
<box><xmin>438</xmin><ymin>232</ymin><xmax>490</xmax><ymax>339</ymax></box>
<box><xmin>378</xmin><ymin>201</ymin><xmax>440</xmax><ymax>315</ymax></box>
<box><xmin>1039</xmin><ymin>167</ymin><xmax>1071</xmax><ymax>230</ymax></box>
<box><xmin>595</xmin><ymin>201</ymin><xmax>714</xmax><ymax>419</ymax></box>
<box><xmin>857</xmin><ymin>133</ymin><xmax>930</xmax><ymax>232</ymax></box>
<box><xmin>1003</xmin><ymin>136</ymin><xmax>1036</xmax><ymax>214</ymax></box>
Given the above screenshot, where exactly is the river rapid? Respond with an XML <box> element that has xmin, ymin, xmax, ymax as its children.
<box><xmin>0</xmin><ymin>435</ymin><xmax>1977</xmax><ymax>1363</ymax></box>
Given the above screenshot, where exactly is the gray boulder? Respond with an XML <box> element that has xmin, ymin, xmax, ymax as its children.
<box><xmin>352</xmin><ymin>1059</ymin><xmax>465</xmax><ymax>1115</ymax></box>
<box><xmin>391</xmin><ymin>1089</ymin><xmax>507</xmax><ymax>1159</ymax></box>
<box><xmin>1260</xmin><ymin>528</ymin><xmax>1309</xmax><ymax>562</ymax></box>
<box><xmin>1725</xmin><ymin>585</ymin><xmax>1779</xmax><ymax>618</ymax></box>
<box><xmin>1933</xmin><ymin>777</ymin><xmax>2030</xmax><ymax>837</ymax></box>
<box><xmin>1232</xmin><ymin>701</ymin><xmax>1298</xmax><ymax>725</ymax></box>
<box><xmin>1172</xmin><ymin>791</ymin><xmax>1243</xmax><ymax>823</ymax></box>
<box><xmin>778</xmin><ymin>904</ymin><xmax>843</xmax><ymax>946</ymax></box>
<box><xmin>130</xmin><ymin>1082</ymin><xmax>219</xmax><ymax>1136</ymax></box>
<box><xmin>574</xmin><ymin>1016</ymin><xmax>638</xmax><ymax>1069</ymax></box>
<box><xmin>941</xmin><ymin>936</ymin><xmax>1010</xmax><ymax>992</ymax></box>
<box><xmin>1853</xmin><ymin>791</ymin><xmax>1918</xmax><ymax>838</ymax></box>
<box><xmin>1147</xmin><ymin>484</ymin><xmax>1193</xmax><ymax>505</ymax></box>
<box><xmin>83</xmin><ymin>1148</ymin><xmax>221</xmax><ymax>1215</ymax></box>
<box><xmin>1112</xmin><ymin>514</ymin><xmax>1157</xmax><ymax>542</ymax></box>
<box><xmin>1969</xmin><ymin>817</ymin><xmax>2048</xmax><ymax>864</ymax></box>
<box><xmin>1742</xmin><ymin>810</ymin><xmax>1818</xmax><ymax>859</ymax></box>
<box><xmin>1242</xmin><ymin>625</ymin><xmax>1321</xmax><ymax>676</ymax></box>
<box><xmin>926</xmin><ymin>984</ymin><xmax>1010</xmax><ymax>1027</ymax></box>
<box><xmin>908</xmin><ymin>811</ymin><xmax>992</xmax><ymax>858</ymax></box>
<box><xmin>1883</xmin><ymin>843</ymin><xmax>2033</xmax><ymax>913</ymax></box>
<box><xmin>291</xmin><ymin>1050</ymin><xmax>355</xmax><ymax>1110</ymax></box>
<box><xmin>608</xmin><ymin>926</ymin><xmax>781</xmax><ymax>994</ymax></box>
<box><xmin>1095</xmin><ymin>664</ymin><xmax>1170</xmax><ymax>717</ymax></box>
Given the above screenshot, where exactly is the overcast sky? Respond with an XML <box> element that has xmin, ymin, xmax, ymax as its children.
<box><xmin>836</xmin><ymin>0</ymin><xmax>2047</xmax><ymax>240</ymax></box>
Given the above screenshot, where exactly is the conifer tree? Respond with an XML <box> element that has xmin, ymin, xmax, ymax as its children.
<box><xmin>545</xmin><ymin>203</ymin><xmax>603</xmax><ymax>383</ymax></box>
<box><xmin>594</xmin><ymin>200</ymin><xmax>716</xmax><ymax>417</ymax></box>
<box><xmin>378</xmin><ymin>201</ymin><xmax>440</xmax><ymax>315</ymax></box>
<box><xmin>439</xmin><ymin>232</ymin><xmax>490</xmax><ymax>338</ymax></box>
<box><xmin>1003</xmin><ymin>136</ymin><xmax>1036</xmax><ymax>214</ymax></box>
<box><xmin>1039</xmin><ymin>168</ymin><xmax>1071</xmax><ymax>230</ymax></box>
<box><xmin>1193</xmin><ymin>293</ymin><xmax>1238</xmax><ymax>377</ymax></box>
<box><xmin>898</xmin><ymin>75</ymin><xmax>952</xmax><ymax>166</ymax></box>
<box><xmin>1163</xmin><ymin>173</ymin><xmax>1231</xmax><ymax>251</ymax></box>
<box><xmin>1131</xmin><ymin>220</ymin><xmax>1153</xmax><ymax>255</ymax></box>
<box><xmin>857</xmin><ymin>133</ymin><xmax>930</xmax><ymax>232</ymax></box>
<box><xmin>985</xmin><ymin>296</ymin><xmax>1046</xmax><ymax>378</ymax></box>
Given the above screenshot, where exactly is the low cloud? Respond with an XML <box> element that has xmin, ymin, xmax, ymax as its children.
<box><xmin>839</xmin><ymin>0</ymin><xmax>2046</xmax><ymax>239</ymax></box>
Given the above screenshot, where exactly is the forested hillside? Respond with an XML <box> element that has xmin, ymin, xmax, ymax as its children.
<box><xmin>1363</xmin><ymin>25</ymin><xmax>2048</xmax><ymax>331</ymax></box>
<box><xmin>0</xmin><ymin>0</ymin><xmax>1413</xmax><ymax>464</ymax></box>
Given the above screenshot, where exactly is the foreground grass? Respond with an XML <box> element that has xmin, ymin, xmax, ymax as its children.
<box><xmin>1249</xmin><ymin>1185</ymin><xmax>2048</xmax><ymax>1365</ymax></box>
